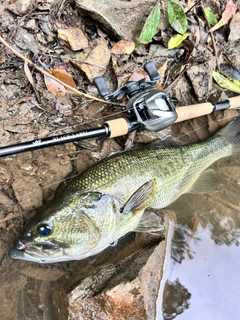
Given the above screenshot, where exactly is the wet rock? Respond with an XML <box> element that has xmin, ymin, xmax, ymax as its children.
<box><xmin>39</xmin><ymin>16</ymin><xmax>55</xmax><ymax>38</ymax></box>
<box><xmin>12</xmin><ymin>177</ymin><xmax>43</xmax><ymax>211</ymax></box>
<box><xmin>186</xmin><ymin>60</ymin><xmax>216</xmax><ymax>102</ymax></box>
<box><xmin>149</xmin><ymin>44</ymin><xmax>169</xmax><ymax>58</ymax></box>
<box><xmin>6</xmin><ymin>0</ymin><xmax>34</xmax><ymax>16</ymax></box>
<box><xmin>58</xmin><ymin>27</ymin><xmax>89</xmax><ymax>51</ymax></box>
<box><xmin>72</xmin><ymin>39</ymin><xmax>110</xmax><ymax>82</ymax></box>
<box><xmin>23</xmin><ymin>19</ymin><xmax>38</xmax><ymax>32</ymax></box>
<box><xmin>228</xmin><ymin>12</ymin><xmax>240</xmax><ymax>42</ymax></box>
<box><xmin>55</xmin><ymin>97</ymin><xmax>73</xmax><ymax>116</ymax></box>
<box><xmin>14</xmin><ymin>27</ymin><xmax>38</xmax><ymax>53</ymax></box>
<box><xmin>68</xmin><ymin>213</ymin><xmax>174</xmax><ymax>320</ymax></box>
<box><xmin>75</xmin><ymin>0</ymin><xmax>158</xmax><ymax>41</ymax></box>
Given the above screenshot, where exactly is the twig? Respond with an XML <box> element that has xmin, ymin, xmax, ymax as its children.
<box><xmin>163</xmin><ymin>66</ymin><xmax>188</xmax><ymax>93</ymax></box>
<box><xmin>0</xmin><ymin>34</ymin><xmax>114</xmax><ymax>105</ymax></box>
<box><xmin>209</xmin><ymin>195</ymin><xmax>240</xmax><ymax>212</ymax></box>
<box><xmin>200</xmin><ymin>5</ymin><xmax>220</xmax><ymax>71</ymax></box>
<box><xmin>57</xmin><ymin>0</ymin><xmax>68</xmax><ymax>19</ymax></box>
<box><xmin>184</xmin><ymin>0</ymin><xmax>202</xmax><ymax>15</ymax></box>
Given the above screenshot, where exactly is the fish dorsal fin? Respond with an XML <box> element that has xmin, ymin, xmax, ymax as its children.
<box><xmin>122</xmin><ymin>180</ymin><xmax>155</xmax><ymax>215</ymax></box>
<box><xmin>134</xmin><ymin>208</ymin><xmax>165</xmax><ymax>233</ymax></box>
<box><xmin>188</xmin><ymin>169</ymin><xmax>220</xmax><ymax>194</ymax></box>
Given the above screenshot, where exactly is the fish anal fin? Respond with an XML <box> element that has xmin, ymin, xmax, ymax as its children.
<box><xmin>188</xmin><ymin>169</ymin><xmax>220</xmax><ymax>194</ymax></box>
<box><xmin>134</xmin><ymin>208</ymin><xmax>165</xmax><ymax>233</ymax></box>
<box><xmin>122</xmin><ymin>180</ymin><xmax>156</xmax><ymax>215</ymax></box>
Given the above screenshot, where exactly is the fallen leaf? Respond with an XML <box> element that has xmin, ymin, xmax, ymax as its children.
<box><xmin>204</xmin><ymin>7</ymin><xmax>219</xmax><ymax>26</ymax></box>
<box><xmin>128</xmin><ymin>70</ymin><xmax>150</xmax><ymax>82</ymax></box>
<box><xmin>168</xmin><ymin>33</ymin><xmax>188</xmax><ymax>49</ymax></box>
<box><xmin>111</xmin><ymin>40</ymin><xmax>135</xmax><ymax>55</ymax></box>
<box><xmin>24</xmin><ymin>60</ymin><xmax>34</xmax><ymax>86</ymax></box>
<box><xmin>212</xmin><ymin>70</ymin><xmax>240</xmax><ymax>93</ymax></box>
<box><xmin>50</xmin><ymin>69</ymin><xmax>76</xmax><ymax>92</ymax></box>
<box><xmin>137</xmin><ymin>3</ymin><xmax>160</xmax><ymax>45</ymax></box>
<box><xmin>168</xmin><ymin>1</ymin><xmax>188</xmax><ymax>35</ymax></box>
<box><xmin>24</xmin><ymin>60</ymin><xmax>40</xmax><ymax>102</ymax></box>
<box><xmin>209</xmin><ymin>0</ymin><xmax>236</xmax><ymax>32</ymax></box>
<box><xmin>44</xmin><ymin>75</ymin><xmax>68</xmax><ymax>96</ymax></box>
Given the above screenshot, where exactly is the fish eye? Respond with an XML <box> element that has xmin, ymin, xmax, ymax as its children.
<box><xmin>37</xmin><ymin>224</ymin><xmax>52</xmax><ymax>236</ymax></box>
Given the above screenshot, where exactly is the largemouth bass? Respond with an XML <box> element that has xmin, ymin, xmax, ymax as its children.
<box><xmin>11</xmin><ymin>117</ymin><xmax>240</xmax><ymax>263</ymax></box>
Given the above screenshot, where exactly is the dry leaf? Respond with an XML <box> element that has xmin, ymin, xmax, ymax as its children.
<box><xmin>24</xmin><ymin>60</ymin><xmax>40</xmax><ymax>101</ymax></box>
<box><xmin>111</xmin><ymin>40</ymin><xmax>135</xmax><ymax>55</ymax></box>
<box><xmin>51</xmin><ymin>69</ymin><xmax>76</xmax><ymax>92</ymax></box>
<box><xmin>209</xmin><ymin>0</ymin><xmax>236</xmax><ymax>32</ymax></box>
<box><xmin>44</xmin><ymin>69</ymin><xmax>76</xmax><ymax>96</ymax></box>
<box><xmin>24</xmin><ymin>61</ymin><xmax>34</xmax><ymax>86</ymax></box>
<box><xmin>128</xmin><ymin>70</ymin><xmax>150</xmax><ymax>82</ymax></box>
<box><xmin>44</xmin><ymin>75</ymin><xmax>68</xmax><ymax>96</ymax></box>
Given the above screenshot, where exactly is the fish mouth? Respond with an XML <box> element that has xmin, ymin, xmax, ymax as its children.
<box><xmin>10</xmin><ymin>240</ymin><xmax>65</xmax><ymax>263</ymax></box>
<box><xmin>10</xmin><ymin>240</ymin><xmax>27</xmax><ymax>258</ymax></box>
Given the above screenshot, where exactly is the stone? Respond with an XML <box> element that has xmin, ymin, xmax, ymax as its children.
<box><xmin>68</xmin><ymin>212</ymin><xmax>176</xmax><ymax>320</ymax></box>
<box><xmin>75</xmin><ymin>0</ymin><xmax>159</xmax><ymax>41</ymax></box>
<box><xmin>58</xmin><ymin>27</ymin><xmax>89</xmax><ymax>51</ymax></box>
<box><xmin>72</xmin><ymin>39</ymin><xmax>110</xmax><ymax>82</ymax></box>
<box><xmin>6</xmin><ymin>0</ymin><xmax>34</xmax><ymax>16</ymax></box>
<box><xmin>14</xmin><ymin>27</ymin><xmax>38</xmax><ymax>53</ymax></box>
<box><xmin>228</xmin><ymin>12</ymin><xmax>240</xmax><ymax>42</ymax></box>
<box><xmin>12</xmin><ymin>177</ymin><xmax>43</xmax><ymax>211</ymax></box>
<box><xmin>186</xmin><ymin>58</ymin><xmax>216</xmax><ymax>103</ymax></box>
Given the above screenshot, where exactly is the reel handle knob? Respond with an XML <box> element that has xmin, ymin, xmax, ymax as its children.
<box><xmin>93</xmin><ymin>77</ymin><xmax>110</xmax><ymax>100</ymax></box>
<box><xmin>144</xmin><ymin>61</ymin><xmax>160</xmax><ymax>82</ymax></box>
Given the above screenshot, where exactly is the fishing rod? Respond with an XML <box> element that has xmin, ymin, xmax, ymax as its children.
<box><xmin>0</xmin><ymin>61</ymin><xmax>240</xmax><ymax>158</ymax></box>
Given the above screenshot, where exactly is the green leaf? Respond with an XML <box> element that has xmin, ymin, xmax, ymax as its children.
<box><xmin>168</xmin><ymin>33</ymin><xmax>188</xmax><ymax>49</ymax></box>
<box><xmin>212</xmin><ymin>71</ymin><xmax>240</xmax><ymax>93</ymax></box>
<box><xmin>167</xmin><ymin>1</ymin><xmax>188</xmax><ymax>35</ymax></box>
<box><xmin>137</xmin><ymin>3</ymin><xmax>160</xmax><ymax>46</ymax></box>
<box><xmin>204</xmin><ymin>7</ymin><xmax>219</xmax><ymax>26</ymax></box>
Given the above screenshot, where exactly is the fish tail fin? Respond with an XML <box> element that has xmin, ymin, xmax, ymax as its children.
<box><xmin>216</xmin><ymin>116</ymin><xmax>240</xmax><ymax>154</ymax></box>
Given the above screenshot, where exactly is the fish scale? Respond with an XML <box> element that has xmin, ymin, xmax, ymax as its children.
<box><xmin>66</xmin><ymin>136</ymin><xmax>230</xmax><ymax>208</ymax></box>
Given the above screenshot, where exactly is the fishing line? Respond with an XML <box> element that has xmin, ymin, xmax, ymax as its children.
<box><xmin>0</xmin><ymin>108</ymin><xmax>127</xmax><ymax>148</ymax></box>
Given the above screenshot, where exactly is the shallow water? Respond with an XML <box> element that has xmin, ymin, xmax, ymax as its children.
<box><xmin>156</xmin><ymin>156</ymin><xmax>240</xmax><ymax>319</ymax></box>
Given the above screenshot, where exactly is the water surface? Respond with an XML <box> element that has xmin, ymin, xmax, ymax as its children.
<box><xmin>156</xmin><ymin>156</ymin><xmax>240</xmax><ymax>319</ymax></box>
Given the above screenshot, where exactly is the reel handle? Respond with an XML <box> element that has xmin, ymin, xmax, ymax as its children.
<box><xmin>143</xmin><ymin>61</ymin><xmax>160</xmax><ymax>81</ymax></box>
<box><xmin>93</xmin><ymin>77</ymin><xmax>110</xmax><ymax>100</ymax></box>
<box><xmin>93</xmin><ymin>61</ymin><xmax>160</xmax><ymax>101</ymax></box>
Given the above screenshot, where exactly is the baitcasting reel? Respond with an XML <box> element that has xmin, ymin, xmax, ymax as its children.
<box><xmin>93</xmin><ymin>61</ymin><xmax>178</xmax><ymax>132</ymax></box>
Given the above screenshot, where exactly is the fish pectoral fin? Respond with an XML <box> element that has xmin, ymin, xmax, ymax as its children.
<box><xmin>134</xmin><ymin>208</ymin><xmax>165</xmax><ymax>233</ymax></box>
<box><xmin>122</xmin><ymin>180</ymin><xmax>155</xmax><ymax>215</ymax></box>
<box><xmin>188</xmin><ymin>169</ymin><xmax>220</xmax><ymax>194</ymax></box>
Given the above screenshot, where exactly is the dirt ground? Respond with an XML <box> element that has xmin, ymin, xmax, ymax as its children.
<box><xmin>1</xmin><ymin>0</ymin><xmax>240</xmax><ymax>319</ymax></box>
